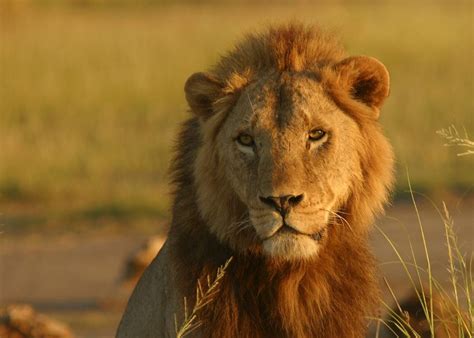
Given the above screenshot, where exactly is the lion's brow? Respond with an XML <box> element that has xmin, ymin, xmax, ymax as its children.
<box><xmin>274</xmin><ymin>83</ymin><xmax>312</xmax><ymax>130</ymax></box>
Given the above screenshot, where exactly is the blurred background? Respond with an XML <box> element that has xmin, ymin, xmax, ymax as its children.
<box><xmin>0</xmin><ymin>0</ymin><xmax>472</xmax><ymax>337</ymax></box>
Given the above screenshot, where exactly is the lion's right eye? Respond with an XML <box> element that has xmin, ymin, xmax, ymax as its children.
<box><xmin>309</xmin><ymin>129</ymin><xmax>327</xmax><ymax>142</ymax></box>
<box><xmin>236</xmin><ymin>134</ymin><xmax>254</xmax><ymax>147</ymax></box>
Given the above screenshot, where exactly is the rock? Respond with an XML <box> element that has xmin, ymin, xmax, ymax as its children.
<box><xmin>0</xmin><ymin>304</ymin><xmax>74</xmax><ymax>338</ymax></box>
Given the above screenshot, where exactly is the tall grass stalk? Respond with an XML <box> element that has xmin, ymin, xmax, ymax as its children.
<box><xmin>407</xmin><ymin>171</ymin><xmax>435</xmax><ymax>334</ymax></box>
<box><xmin>437</xmin><ymin>125</ymin><xmax>474</xmax><ymax>156</ymax></box>
<box><xmin>174</xmin><ymin>257</ymin><xmax>233</xmax><ymax>338</ymax></box>
<box><xmin>442</xmin><ymin>202</ymin><xmax>472</xmax><ymax>335</ymax></box>
<box><xmin>376</xmin><ymin>177</ymin><xmax>473</xmax><ymax>336</ymax></box>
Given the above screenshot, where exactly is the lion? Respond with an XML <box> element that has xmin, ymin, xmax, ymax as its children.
<box><xmin>117</xmin><ymin>23</ymin><xmax>394</xmax><ymax>338</ymax></box>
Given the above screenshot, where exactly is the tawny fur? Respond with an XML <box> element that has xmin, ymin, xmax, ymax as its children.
<box><xmin>117</xmin><ymin>23</ymin><xmax>394</xmax><ymax>338</ymax></box>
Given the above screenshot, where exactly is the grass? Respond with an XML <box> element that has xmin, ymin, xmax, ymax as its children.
<box><xmin>373</xmin><ymin>165</ymin><xmax>473</xmax><ymax>336</ymax></box>
<box><xmin>374</xmin><ymin>197</ymin><xmax>473</xmax><ymax>336</ymax></box>
<box><xmin>437</xmin><ymin>125</ymin><xmax>474</xmax><ymax>157</ymax></box>
<box><xmin>0</xmin><ymin>2</ymin><xmax>473</xmax><ymax>232</ymax></box>
<box><xmin>174</xmin><ymin>257</ymin><xmax>233</xmax><ymax>338</ymax></box>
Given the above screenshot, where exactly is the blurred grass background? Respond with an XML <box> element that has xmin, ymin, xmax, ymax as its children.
<box><xmin>0</xmin><ymin>0</ymin><xmax>472</xmax><ymax>234</ymax></box>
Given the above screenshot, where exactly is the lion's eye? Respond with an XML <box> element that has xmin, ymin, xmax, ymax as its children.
<box><xmin>309</xmin><ymin>129</ymin><xmax>326</xmax><ymax>141</ymax></box>
<box><xmin>237</xmin><ymin>134</ymin><xmax>254</xmax><ymax>147</ymax></box>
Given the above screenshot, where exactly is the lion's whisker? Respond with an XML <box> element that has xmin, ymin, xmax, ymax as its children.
<box><xmin>333</xmin><ymin>210</ymin><xmax>351</xmax><ymax>215</ymax></box>
<box><xmin>236</xmin><ymin>222</ymin><xmax>253</xmax><ymax>235</ymax></box>
<box><xmin>250</xmin><ymin>213</ymin><xmax>274</xmax><ymax>220</ymax></box>
<box><xmin>323</xmin><ymin>209</ymin><xmax>354</xmax><ymax>233</ymax></box>
<box><xmin>293</xmin><ymin>209</ymin><xmax>325</xmax><ymax>215</ymax></box>
<box><xmin>226</xmin><ymin>215</ymin><xmax>253</xmax><ymax>236</ymax></box>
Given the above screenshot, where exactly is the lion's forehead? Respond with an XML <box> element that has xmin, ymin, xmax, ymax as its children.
<box><xmin>240</xmin><ymin>73</ymin><xmax>335</xmax><ymax>132</ymax></box>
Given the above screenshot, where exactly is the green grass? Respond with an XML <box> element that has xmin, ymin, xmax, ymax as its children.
<box><xmin>0</xmin><ymin>2</ymin><xmax>473</xmax><ymax>231</ymax></box>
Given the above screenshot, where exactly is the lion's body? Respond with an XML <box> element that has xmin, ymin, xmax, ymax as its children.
<box><xmin>117</xmin><ymin>23</ymin><xmax>394</xmax><ymax>338</ymax></box>
<box><xmin>118</xmin><ymin>241</ymin><xmax>179</xmax><ymax>336</ymax></box>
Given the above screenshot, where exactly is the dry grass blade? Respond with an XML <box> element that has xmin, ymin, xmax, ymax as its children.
<box><xmin>378</xmin><ymin>181</ymin><xmax>473</xmax><ymax>337</ymax></box>
<box><xmin>379</xmin><ymin>299</ymin><xmax>420</xmax><ymax>337</ymax></box>
<box><xmin>436</xmin><ymin>125</ymin><xmax>474</xmax><ymax>156</ymax></box>
<box><xmin>442</xmin><ymin>202</ymin><xmax>462</xmax><ymax>332</ymax></box>
<box><xmin>374</xmin><ymin>223</ymin><xmax>422</xmax><ymax>302</ymax></box>
<box><xmin>406</xmin><ymin>171</ymin><xmax>435</xmax><ymax>335</ymax></box>
<box><xmin>368</xmin><ymin>316</ymin><xmax>406</xmax><ymax>337</ymax></box>
<box><xmin>175</xmin><ymin>257</ymin><xmax>233</xmax><ymax>338</ymax></box>
<box><xmin>441</xmin><ymin>203</ymin><xmax>473</xmax><ymax>335</ymax></box>
<box><xmin>383</xmin><ymin>278</ymin><xmax>422</xmax><ymax>337</ymax></box>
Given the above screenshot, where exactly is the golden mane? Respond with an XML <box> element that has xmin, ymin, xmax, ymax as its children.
<box><xmin>212</xmin><ymin>23</ymin><xmax>346</xmax><ymax>92</ymax></box>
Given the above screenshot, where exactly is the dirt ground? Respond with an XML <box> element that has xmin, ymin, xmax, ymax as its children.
<box><xmin>1</xmin><ymin>198</ymin><xmax>472</xmax><ymax>337</ymax></box>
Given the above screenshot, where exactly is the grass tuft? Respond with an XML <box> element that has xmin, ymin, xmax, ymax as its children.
<box><xmin>174</xmin><ymin>257</ymin><xmax>233</xmax><ymax>338</ymax></box>
<box><xmin>437</xmin><ymin>125</ymin><xmax>474</xmax><ymax>157</ymax></box>
<box><xmin>376</xmin><ymin>177</ymin><xmax>473</xmax><ymax>336</ymax></box>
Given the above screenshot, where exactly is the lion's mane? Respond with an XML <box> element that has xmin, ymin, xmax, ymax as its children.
<box><xmin>167</xmin><ymin>23</ymin><xmax>394</xmax><ymax>337</ymax></box>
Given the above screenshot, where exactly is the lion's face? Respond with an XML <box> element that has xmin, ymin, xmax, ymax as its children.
<box><xmin>215</xmin><ymin>73</ymin><xmax>362</xmax><ymax>259</ymax></box>
<box><xmin>186</xmin><ymin>54</ymin><xmax>391</xmax><ymax>261</ymax></box>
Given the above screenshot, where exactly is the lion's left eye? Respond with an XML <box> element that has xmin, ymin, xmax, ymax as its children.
<box><xmin>309</xmin><ymin>129</ymin><xmax>327</xmax><ymax>141</ymax></box>
<box><xmin>237</xmin><ymin>134</ymin><xmax>254</xmax><ymax>147</ymax></box>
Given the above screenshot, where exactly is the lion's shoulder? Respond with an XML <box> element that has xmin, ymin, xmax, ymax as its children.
<box><xmin>117</xmin><ymin>241</ymin><xmax>181</xmax><ymax>337</ymax></box>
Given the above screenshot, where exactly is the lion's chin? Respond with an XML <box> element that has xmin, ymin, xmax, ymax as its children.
<box><xmin>262</xmin><ymin>232</ymin><xmax>322</xmax><ymax>260</ymax></box>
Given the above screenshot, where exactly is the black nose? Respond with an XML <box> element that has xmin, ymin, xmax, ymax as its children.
<box><xmin>259</xmin><ymin>194</ymin><xmax>304</xmax><ymax>216</ymax></box>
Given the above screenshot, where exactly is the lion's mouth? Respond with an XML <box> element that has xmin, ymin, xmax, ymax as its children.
<box><xmin>274</xmin><ymin>224</ymin><xmax>326</xmax><ymax>242</ymax></box>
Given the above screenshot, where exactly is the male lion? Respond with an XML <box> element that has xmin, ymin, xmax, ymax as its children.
<box><xmin>117</xmin><ymin>23</ymin><xmax>394</xmax><ymax>338</ymax></box>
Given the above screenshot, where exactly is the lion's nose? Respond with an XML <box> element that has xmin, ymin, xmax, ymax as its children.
<box><xmin>259</xmin><ymin>194</ymin><xmax>304</xmax><ymax>216</ymax></box>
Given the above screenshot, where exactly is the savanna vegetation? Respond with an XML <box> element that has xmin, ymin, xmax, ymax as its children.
<box><xmin>0</xmin><ymin>0</ymin><xmax>472</xmax><ymax>233</ymax></box>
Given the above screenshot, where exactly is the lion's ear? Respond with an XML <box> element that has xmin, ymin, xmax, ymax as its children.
<box><xmin>185</xmin><ymin>72</ymin><xmax>224</xmax><ymax>119</ymax></box>
<box><xmin>332</xmin><ymin>56</ymin><xmax>390</xmax><ymax>118</ymax></box>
